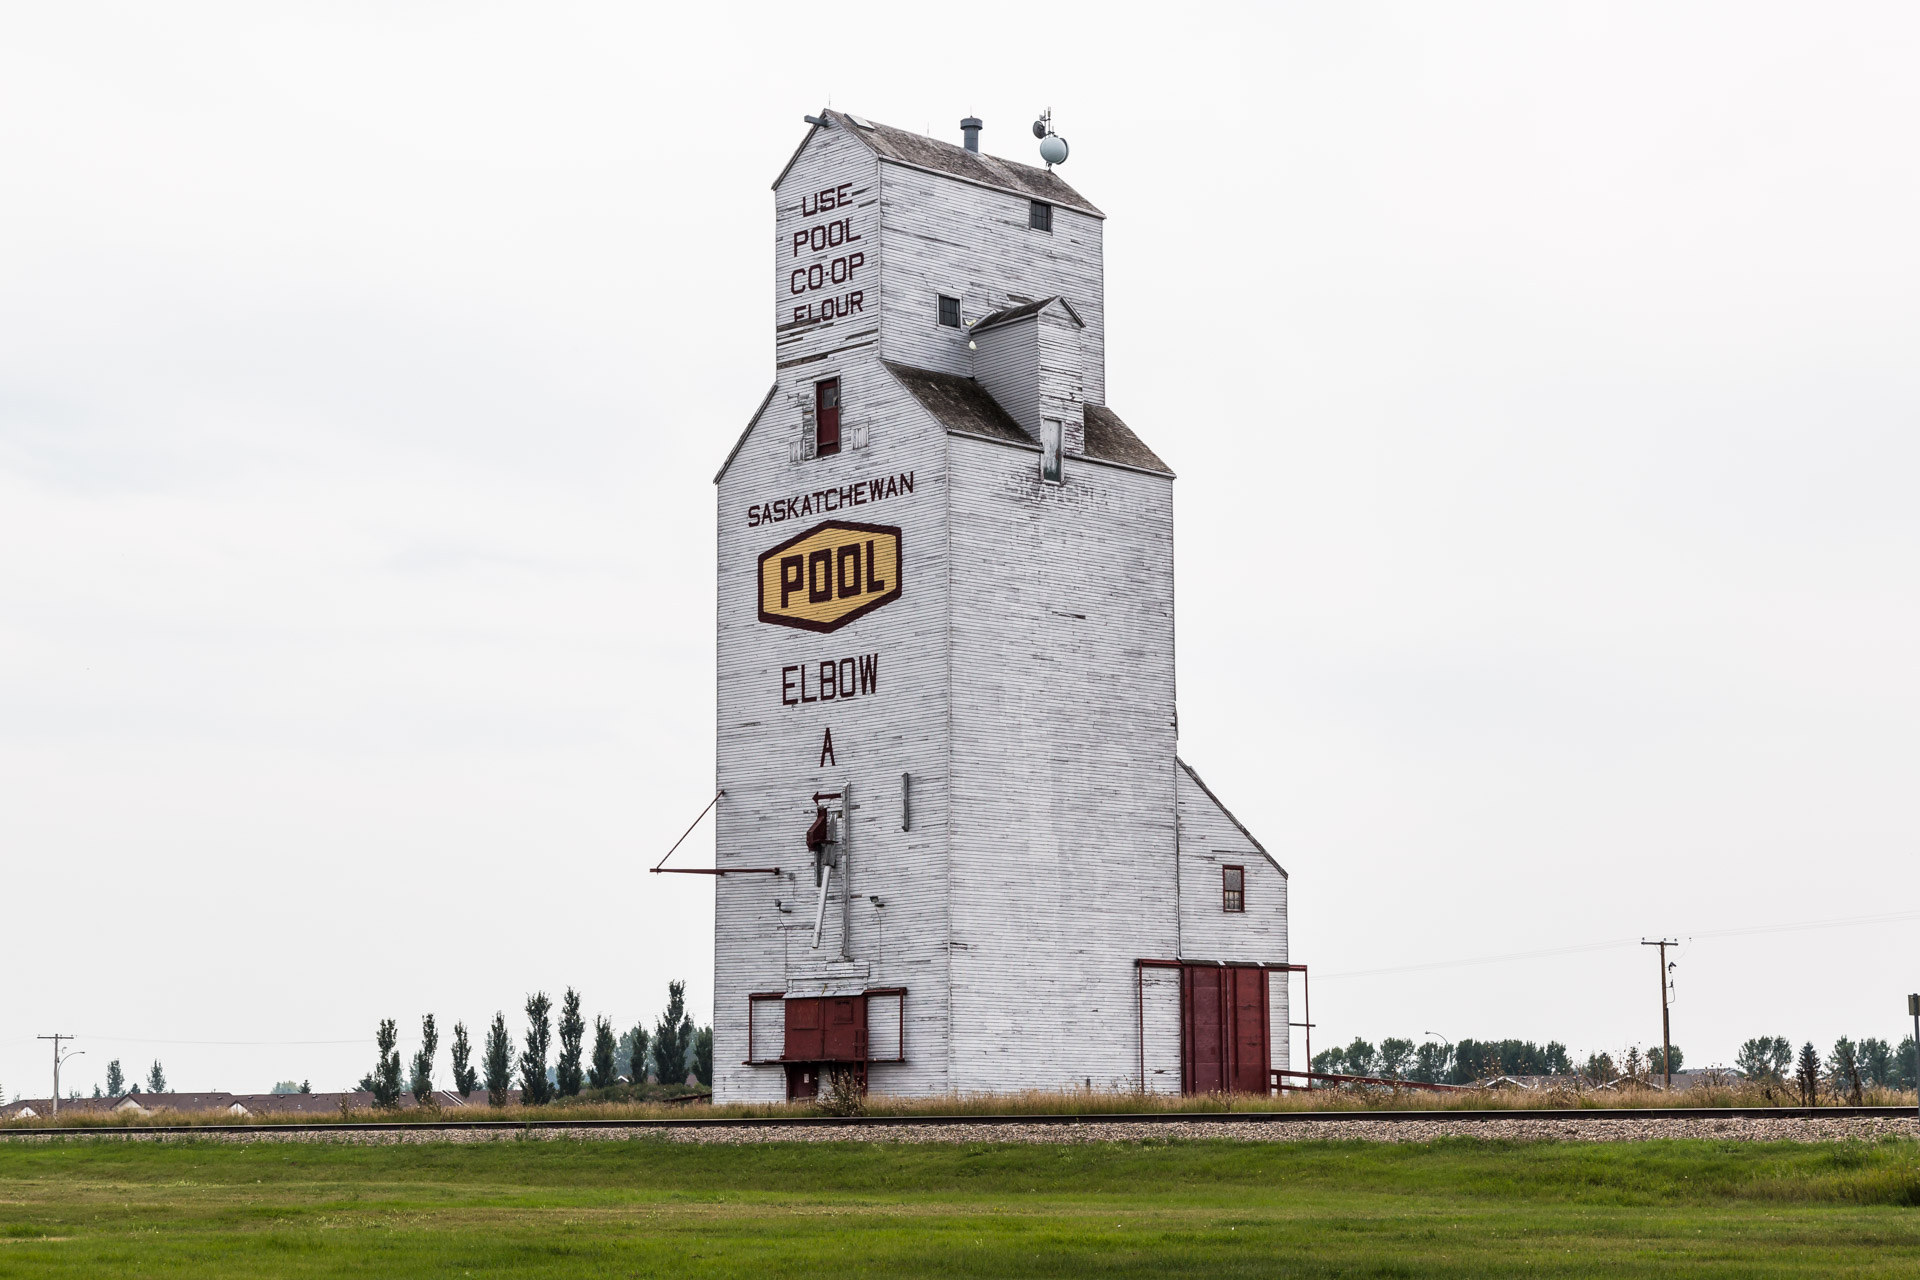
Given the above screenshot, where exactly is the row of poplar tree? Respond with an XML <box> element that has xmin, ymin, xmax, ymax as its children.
<box><xmin>1312</xmin><ymin>1032</ymin><xmax>1918</xmax><ymax>1092</ymax></box>
<box><xmin>358</xmin><ymin>980</ymin><xmax>713</xmax><ymax>1108</ymax></box>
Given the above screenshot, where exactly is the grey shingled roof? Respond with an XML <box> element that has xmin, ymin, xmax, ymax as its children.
<box><xmin>826</xmin><ymin>111</ymin><xmax>1102</xmax><ymax>217</ymax></box>
<box><xmin>971</xmin><ymin>296</ymin><xmax>1085</xmax><ymax>335</ymax></box>
<box><xmin>883</xmin><ymin>361</ymin><xmax>1172</xmax><ymax>477</ymax></box>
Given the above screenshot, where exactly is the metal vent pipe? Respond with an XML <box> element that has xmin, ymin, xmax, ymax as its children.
<box><xmin>960</xmin><ymin>117</ymin><xmax>982</xmax><ymax>152</ymax></box>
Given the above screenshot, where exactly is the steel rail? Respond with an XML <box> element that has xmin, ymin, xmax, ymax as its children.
<box><xmin>3</xmin><ymin>1104</ymin><xmax>1915</xmax><ymax>1138</ymax></box>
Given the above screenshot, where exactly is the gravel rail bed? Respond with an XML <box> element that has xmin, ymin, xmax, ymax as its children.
<box><xmin>4</xmin><ymin>1115</ymin><xmax>1915</xmax><ymax>1146</ymax></box>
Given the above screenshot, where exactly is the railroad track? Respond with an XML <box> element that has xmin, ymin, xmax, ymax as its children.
<box><xmin>3</xmin><ymin>1105</ymin><xmax>1914</xmax><ymax>1138</ymax></box>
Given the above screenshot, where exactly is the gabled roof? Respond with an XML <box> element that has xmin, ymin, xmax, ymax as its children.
<box><xmin>971</xmin><ymin>296</ymin><xmax>1085</xmax><ymax>335</ymax></box>
<box><xmin>881</xmin><ymin>362</ymin><xmax>1172</xmax><ymax>477</ymax></box>
<box><xmin>774</xmin><ymin>109</ymin><xmax>1102</xmax><ymax>217</ymax></box>
<box><xmin>1178</xmin><ymin>758</ymin><xmax>1284</xmax><ymax>876</ymax></box>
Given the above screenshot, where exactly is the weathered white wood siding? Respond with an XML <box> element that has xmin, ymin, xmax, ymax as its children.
<box><xmin>970</xmin><ymin>314</ymin><xmax>1041</xmax><ymax>438</ymax></box>
<box><xmin>1037</xmin><ymin>306</ymin><xmax>1086</xmax><ymax>456</ymax></box>
<box><xmin>1176</xmin><ymin>763</ymin><xmax>1291</xmax><ymax>1075</ymax></box>
<box><xmin>876</xmin><ymin>163</ymin><xmax>1106</xmax><ymax>405</ymax></box>
<box><xmin>714</xmin><ymin>129</ymin><xmax>954</xmax><ymax>1105</ymax></box>
<box><xmin>944</xmin><ymin>437</ymin><xmax>1178</xmax><ymax>1091</ymax></box>
<box><xmin>773</xmin><ymin>127</ymin><xmax>881</xmax><ymax>380</ymax></box>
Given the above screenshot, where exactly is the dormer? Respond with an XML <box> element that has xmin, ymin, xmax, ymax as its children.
<box><xmin>968</xmin><ymin>297</ymin><xmax>1087</xmax><ymax>460</ymax></box>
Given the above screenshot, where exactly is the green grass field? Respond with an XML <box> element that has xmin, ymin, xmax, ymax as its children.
<box><xmin>2</xmin><ymin>1137</ymin><xmax>1917</xmax><ymax>1277</ymax></box>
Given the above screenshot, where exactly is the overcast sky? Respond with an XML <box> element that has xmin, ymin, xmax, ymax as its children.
<box><xmin>3</xmin><ymin>1</ymin><xmax>1917</xmax><ymax>1098</ymax></box>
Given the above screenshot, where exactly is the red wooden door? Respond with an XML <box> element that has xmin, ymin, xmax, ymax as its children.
<box><xmin>1181</xmin><ymin>967</ymin><xmax>1227</xmax><ymax>1093</ymax></box>
<box><xmin>1182</xmin><ymin>965</ymin><xmax>1270</xmax><ymax>1095</ymax></box>
<box><xmin>823</xmin><ymin>995</ymin><xmax>867</xmax><ymax>1062</ymax></box>
<box><xmin>784</xmin><ymin>997</ymin><xmax>823</xmax><ymax>1062</ymax></box>
<box><xmin>1230</xmin><ymin>967</ymin><xmax>1271</xmax><ymax>1094</ymax></box>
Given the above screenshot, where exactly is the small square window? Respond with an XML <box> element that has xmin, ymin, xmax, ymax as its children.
<box><xmin>1222</xmin><ymin>866</ymin><xmax>1245</xmax><ymax>913</ymax></box>
<box><xmin>938</xmin><ymin>294</ymin><xmax>961</xmax><ymax>328</ymax></box>
<box><xmin>1028</xmin><ymin>200</ymin><xmax>1052</xmax><ymax>232</ymax></box>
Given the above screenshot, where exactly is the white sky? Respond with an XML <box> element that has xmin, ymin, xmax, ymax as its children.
<box><xmin>3</xmin><ymin>1</ymin><xmax>1917</xmax><ymax>1098</ymax></box>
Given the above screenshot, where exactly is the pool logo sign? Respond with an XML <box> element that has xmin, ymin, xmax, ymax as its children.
<box><xmin>757</xmin><ymin>521</ymin><xmax>902</xmax><ymax>633</ymax></box>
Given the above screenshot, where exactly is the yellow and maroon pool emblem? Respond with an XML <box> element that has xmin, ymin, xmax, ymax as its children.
<box><xmin>757</xmin><ymin>521</ymin><xmax>902</xmax><ymax>633</ymax></box>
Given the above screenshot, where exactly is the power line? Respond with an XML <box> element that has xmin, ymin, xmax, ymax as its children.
<box><xmin>1317</xmin><ymin>907</ymin><xmax>1920</xmax><ymax>981</ymax></box>
<box><xmin>72</xmin><ymin>1036</ymin><xmax>366</xmax><ymax>1046</ymax></box>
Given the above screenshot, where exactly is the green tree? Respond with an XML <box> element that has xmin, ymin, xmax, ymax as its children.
<box><xmin>1340</xmin><ymin>1038</ymin><xmax>1378</xmax><ymax>1078</ymax></box>
<box><xmin>1311</xmin><ymin>1046</ymin><xmax>1346</xmax><ymax>1076</ymax></box>
<box><xmin>104</xmin><ymin>1059</ymin><xmax>125</xmax><ymax>1097</ymax></box>
<box><xmin>1736</xmin><ymin>1037</ymin><xmax>1789</xmax><ymax>1081</ymax></box>
<box><xmin>621</xmin><ymin>1024</ymin><xmax>651</xmax><ymax>1083</ymax></box>
<box><xmin>1826</xmin><ymin>1037</ymin><xmax>1863</xmax><ymax>1103</ymax></box>
<box><xmin>692</xmin><ymin>1025</ymin><xmax>713</xmax><ymax>1086</ymax></box>
<box><xmin>1542</xmin><ymin>1042</ymin><xmax>1573</xmax><ymax>1075</ymax></box>
<box><xmin>1794</xmin><ymin>1041</ymin><xmax>1821</xmax><ymax>1106</ymax></box>
<box><xmin>556</xmin><ymin>988</ymin><xmax>586</xmax><ymax>1098</ymax></box>
<box><xmin>271</xmin><ymin>1080</ymin><xmax>301</xmax><ymax>1095</ymax></box>
<box><xmin>1580</xmin><ymin>1051</ymin><xmax>1617</xmax><ymax>1086</ymax></box>
<box><xmin>145</xmin><ymin>1060</ymin><xmax>168</xmax><ymax>1093</ymax></box>
<box><xmin>1647</xmin><ymin>1044</ymin><xmax>1683</xmax><ymax>1076</ymax></box>
<box><xmin>450</xmin><ymin>1021</ymin><xmax>479</xmax><ymax>1097</ymax></box>
<box><xmin>1894</xmin><ymin>1036</ymin><xmax>1917</xmax><ymax>1091</ymax></box>
<box><xmin>1411</xmin><ymin>1042</ymin><xmax>1451</xmax><ymax>1084</ymax></box>
<box><xmin>483</xmin><ymin>1012</ymin><xmax>513</xmax><ymax>1106</ymax></box>
<box><xmin>410</xmin><ymin>1013</ymin><xmax>439</xmax><ymax>1103</ymax></box>
<box><xmin>365</xmin><ymin>1020</ymin><xmax>402</xmax><ymax>1108</ymax></box>
<box><xmin>519</xmin><ymin>993</ymin><xmax>553</xmax><ymax>1105</ymax></box>
<box><xmin>1857</xmin><ymin>1037</ymin><xmax>1893</xmax><ymax>1087</ymax></box>
<box><xmin>1376</xmin><ymin>1038</ymin><xmax>1414</xmax><ymax>1080</ymax></box>
<box><xmin>589</xmin><ymin>1016</ymin><xmax>618</xmax><ymax>1089</ymax></box>
<box><xmin>652</xmin><ymin>981</ymin><xmax>694</xmax><ymax>1085</ymax></box>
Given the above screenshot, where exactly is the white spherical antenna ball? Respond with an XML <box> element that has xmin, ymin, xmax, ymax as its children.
<box><xmin>1038</xmin><ymin>134</ymin><xmax>1069</xmax><ymax>166</ymax></box>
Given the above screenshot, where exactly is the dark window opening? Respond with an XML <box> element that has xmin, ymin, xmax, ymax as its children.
<box><xmin>1222</xmin><ymin>865</ymin><xmax>1245</xmax><ymax>913</ymax></box>
<box><xmin>815</xmin><ymin>377</ymin><xmax>841</xmax><ymax>456</ymax></box>
<box><xmin>937</xmin><ymin>294</ymin><xmax>961</xmax><ymax>328</ymax></box>
<box><xmin>1029</xmin><ymin>200</ymin><xmax>1052</xmax><ymax>232</ymax></box>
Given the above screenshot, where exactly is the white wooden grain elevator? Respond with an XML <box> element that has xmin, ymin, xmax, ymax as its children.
<box><xmin>706</xmin><ymin>109</ymin><xmax>1291</xmax><ymax>1102</ymax></box>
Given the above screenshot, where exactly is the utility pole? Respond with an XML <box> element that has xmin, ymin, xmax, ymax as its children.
<box><xmin>1908</xmin><ymin>994</ymin><xmax>1918</xmax><ymax>1122</ymax></box>
<box><xmin>1641</xmin><ymin>941</ymin><xmax>1676</xmax><ymax>1091</ymax></box>
<box><xmin>35</xmin><ymin>1035</ymin><xmax>82</xmax><ymax>1119</ymax></box>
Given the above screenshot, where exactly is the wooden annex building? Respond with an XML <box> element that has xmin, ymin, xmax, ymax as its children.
<box><xmin>706</xmin><ymin>109</ymin><xmax>1291</xmax><ymax>1102</ymax></box>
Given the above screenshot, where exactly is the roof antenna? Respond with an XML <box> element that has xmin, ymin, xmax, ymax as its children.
<box><xmin>1033</xmin><ymin>108</ymin><xmax>1069</xmax><ymax>169</ymax></box>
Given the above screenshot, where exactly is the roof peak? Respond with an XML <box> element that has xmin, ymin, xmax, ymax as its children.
<box><xmin>775</xmin><ymin>109</ymin><xmax>1102</xmax><ymax>218</ymax></box>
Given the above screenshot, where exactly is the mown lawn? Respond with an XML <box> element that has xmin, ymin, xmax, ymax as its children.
<box><xmin>0</xmin><ymin>1136</ymin><xmax>1916</xmax><ymax>1277</ymax></box>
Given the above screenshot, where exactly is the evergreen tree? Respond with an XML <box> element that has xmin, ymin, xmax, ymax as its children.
<box><xmin>1647</xmin><ymin>1044</ymin><xmax>1684</xmax><ymax>1076</ymax></box>
<box><xmin>1794</xmin><ymin>1041</ymin><xmax>1821</xmax><ymax>1106</ymax></box>
<box><xmin>589</xmin><ymin>1016</ymin><xmax>618</xmax><ymax>1090</ymax></box>
<box><xmin>105</xmin><ymin>1059</ymin><xmax>125</xmax><ymax>1097</ymax></box>
<box><xmin>146</xmin><ymin>1060</ymin><xmax>168</xmax><ymax>1093</ymax></box>
<box><xmin>450</xmin><ymin>1021</ymin><xmax>479</xmax><ymax>1097</ymax></box>
<box><xmin>692</xmin><ymin>1025</ymin><xmax>713</xmax><ymax>1086</ymax></box>
<box><xmin>483</xmin><ymin>1012</ymin><xmax>513</xmax><ymax>1107</ymax></box>
<box><xmin>92</xmin><ymin>1083</ymin><xmax>102</xmax><ymax>1098</ymax></box>
<box><xmin>555</xmin><ymin>988</ymin><xmax>586</xmax><ymax>1098</ymax></box>
<box><xmin>1580</xmin><ymin>1051</ymin><xmax>1617</xmax><ymax>1086</ymax></box>
<box><xmin>1894</xmin><ymin>1036</ymin><xmax>1918</xmax><ymax>1091</ymax></box>
<box><xmin>624</xmin><ymin>1023</ymin><xmax>651</xmax><ymax>1083</ymax></box>
<box><xmin>410</xmin><ymin>1013</ymin><xmax>439</xmax><ymax>1103</ymax></box>
<box><xmin>1826</xmin><ymin>1037</ymin><xmax>1863</xmax><ymax>1103</ymax></box>
<box><xmin>1858</xmin><ymin>1037</ymin><xmax>1893</xmax><ymax>1087</ymax></box>
<box><xmin>367</xmin><ymin>1019</ymin><xmax>402</xmax><ymax>1108</ymax></box>
<box><xmin>519</xmin><ymin>993</ymin><xmax>554</xmax><ymax>1105</ymax></box>
<box><xmin>652</xmin><ymin>980</ymin><xmax>694</xmax><ymax>1085</ymax></box>
<box><xmin>300</xmin><ymin>1080</ymin><xmax>310</xmax><ymax>1094</ymax></box>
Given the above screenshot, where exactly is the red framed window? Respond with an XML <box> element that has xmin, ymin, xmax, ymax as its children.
<box><xmin>815</xmin><ymin>377</ymin><xmax>841</xmax><ymax>456</ymax></box>
<box><xmin>1222</xmin><ymin>865</ymin><xmax>1245</xmax><ymax>913</ymax></box>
